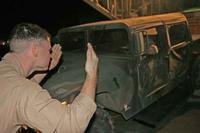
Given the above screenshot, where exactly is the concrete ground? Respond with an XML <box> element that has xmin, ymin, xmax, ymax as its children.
<box><xmin>114</xmin><ymin>85</ymin><xmax>200</xmax><ymax>133</ymax></box>
<box><xmin>157</xmin><ymin>89</ymin><xmax>200</xmax><ymax>133</ymax></box>
<box><xmin>157</xmin><ymin>109</ymin><xmax>200</xmax><ymax>133</ymax></box>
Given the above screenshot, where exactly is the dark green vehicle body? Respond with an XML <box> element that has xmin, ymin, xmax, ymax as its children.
<box><xmin>43</xmin><ymin>12</ymin><xmax>192</xmax><ymax>131</ymax></box>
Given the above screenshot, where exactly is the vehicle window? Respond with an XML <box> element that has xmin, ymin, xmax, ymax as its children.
<box><xmin>139</xmin><ymin>26</ymin><xmax>167</xmax><ymax>54</ymax></box>
<box><xmin>90</xmin><ymin>29</ymin><xmax>130</xmax><ymax>55</ymax></box>
<box><xmin>58</xmin><ymin>31</ymin><xmax>85</xmax><ymax>52</ymax></box>
<box><xmin>139</xmin><ymin>28</ymin><xmax>159</xmax><ymax>52</ymax></box>
<box><xmin>168</xmin><ymin>22</ymin><xmax>190</xmax><ymax>46</ymax></box>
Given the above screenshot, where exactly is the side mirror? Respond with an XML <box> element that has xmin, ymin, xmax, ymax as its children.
<box><xmin>145</xmin><ymin>44</ymin><xmax>159</xmax><ymax>55</ymax></box>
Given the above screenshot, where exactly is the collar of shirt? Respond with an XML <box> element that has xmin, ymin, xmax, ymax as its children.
<box><xmin>2</xmin><ymin>53</ymin><xmax>25</xmax><ymax>77</ymax></box>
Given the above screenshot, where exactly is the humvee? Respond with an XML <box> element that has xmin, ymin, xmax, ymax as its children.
<box><xmin>43</xmin><ymin>12</ymin><xmax>193</xmax><ymax>132</ymax></box>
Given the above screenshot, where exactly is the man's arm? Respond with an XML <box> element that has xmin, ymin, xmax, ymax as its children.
<box><xmin>81</xmin><ymin>43</ymin><xmax>98</xmax><ymax>100</ymax></box>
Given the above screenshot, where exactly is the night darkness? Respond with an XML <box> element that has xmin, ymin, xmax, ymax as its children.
<box><xmin>0</xmin><ymin>0</ymin><xmax>108</xmax><ymax>40</ymax></box>
<box><xmin>1</xmin><ymin>0</ymin><xmax>199</xmax><ymax>40</ymax></box>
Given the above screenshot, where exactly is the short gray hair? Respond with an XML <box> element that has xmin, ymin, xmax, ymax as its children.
<box><xmin>9</xmin><ymin>23</ymin><xmax>51</xmax><ymax>52</ymax></box>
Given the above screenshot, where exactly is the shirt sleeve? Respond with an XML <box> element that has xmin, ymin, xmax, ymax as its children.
<box><xmin>17</xmin><ymin>81</ymin><xmax>97</xmax><ymax>133</ymax></box>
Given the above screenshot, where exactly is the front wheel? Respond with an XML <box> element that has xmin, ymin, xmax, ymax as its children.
<box><xmin>86</xmin><ymin>108</ymin><xmax>115</xmax><ymax>133</ymax></box>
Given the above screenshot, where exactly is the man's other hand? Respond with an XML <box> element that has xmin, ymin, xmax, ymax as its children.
<box><xmin>85</xmin><ymin>43</ymin><xmax>99</xmax><ymax>78</ymax></box>
<box><xmin>49</xmin><ymin>44</ymin><xmax>62</xmax><ymax>70</ymax></box>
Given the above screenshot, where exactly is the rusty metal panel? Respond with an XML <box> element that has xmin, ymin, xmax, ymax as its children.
<box><xmin>67</xmin><ymin>12</ymin><xmax>186</xmax><ymax>30</ymax></box>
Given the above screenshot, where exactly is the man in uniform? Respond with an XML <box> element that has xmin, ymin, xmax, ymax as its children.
<box><xmin>0</xmin><ymin>23</ymin><xmax>98</xmax><ymax>133</ymax></box>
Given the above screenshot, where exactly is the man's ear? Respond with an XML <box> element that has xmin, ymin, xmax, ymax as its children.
<box><xmin>30</xmin><ymin>43</ymin><xmax>39</xmax><ymax>58</ymax></box>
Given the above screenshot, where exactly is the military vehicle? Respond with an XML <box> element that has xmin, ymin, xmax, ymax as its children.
<box><xmin>43</xmin><ymin>12</ymin><xmax>194</xmax><ymax>132</ymax></box>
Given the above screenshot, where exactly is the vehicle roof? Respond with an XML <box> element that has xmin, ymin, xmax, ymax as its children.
<box><xmin>67</xmin><ymin>12</ymin><xmax>187</xmax><ymax>30</ymax></box>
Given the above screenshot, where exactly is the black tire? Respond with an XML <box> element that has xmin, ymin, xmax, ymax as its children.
<box><xmin>86</xmin><ymin>108</ymin><xmax>115</xmax><ymax>133</ymax></box>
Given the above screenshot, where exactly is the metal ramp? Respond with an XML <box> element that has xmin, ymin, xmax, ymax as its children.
<box><xmin>82</xmin><ymin>0</ymin><xmax>183</xmax><ymax>19</ymax></box>
<box><xmin>83</xmin><ymin>0</ymin><xmax>139</xmax><ymax>19</ymax></box>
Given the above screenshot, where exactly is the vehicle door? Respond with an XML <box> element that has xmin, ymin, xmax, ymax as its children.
<box><xmin>166</xmin><ymin>22</ymin><xmax>191</xmax><ymax>80</ymax></box>
<box><xmin>137</xmin><ymin>25</ymin><xmax>169</xmax><ymax>98</ymax></box>
<box><xmin>88</xmin><ymin>28</ymin><xmax>134</xmax><ymax>113</ymax></box>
